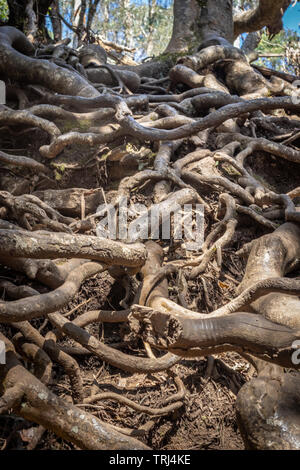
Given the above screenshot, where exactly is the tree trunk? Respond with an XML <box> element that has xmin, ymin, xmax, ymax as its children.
<box><xmin>234</xmin><ymin>0</ymin><xmax>291</xmax><ymax>38</ymax></box>
<box><xmin>86</xmin><ymin>0</ymin><xmax>100</xmax><ymax>38</ymax></box>
<box><xmin>122</xmin><ymin>0</ymin><xmax>134</xmax><ymax>49</ymax></box>
<box><xmin>165</xmin><ymin>0</ymin><xmax>233</xmax><ymax>53</ymax></box>
<box><xmin>146</xmin><ymin>0</ymin><xmax>157</xmax><ymax>57</ymax></box>
<box><xmin>7</xmin><ymin>0</ymin><xmax>29</xmax><ymax>31</ymax></box>
<box><xmin>197</xmin><ymin>0</ymin><xmax>233</xmax><ymax>46</ymax></box>
<box><xmin>165</xmin><ymin>0</ymin><xmax>200</xmax><ymax>53</ymax></box>
<box><xmin>72</xmin><ymin>0</ymin><xmax>84</xmax><ymax>48</ymax></box>
<box><xmin>7</xmin><ymin>0</ymin><xmax>53</xmax><ymax>38</ymax></box>
<box><xmin>49</xmin><ymin>0</ymin><xmax>62</xmax><ymax>42</ymax></box>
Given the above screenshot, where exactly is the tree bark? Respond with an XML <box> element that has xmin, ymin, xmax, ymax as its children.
<box><xmin>234</xmin><ymin>0</ymin><xmax>291</xmax><ymax>38</ymax></box>
<box><xmin>165</xmin><ymin>0</ymin><xmax>233</xmax><ymax>53</ymax></box>
<box><xmin>165</xmin><ymin>0</ymin><xmax>201</xmax><ymax>53</ymax></box>
<box><xmin>49</xmin><ymin>0</ymin><xmax>62</xmax><ymax>42</ymax></box>
<box><xmin>197</xmin><ymin>0</ymin><xmax>233</xmax><ymax>46</ymax></box>
<box><xmin>0</xmin><ymin>333</ymin><xmax>149</xmax><ymax>450</ymax></box>
<box><xmin>0</xmin><ymin>26</ymin><xmax>100</xmax><ymax>97</ymax></box>
<box><xmin>86</xmin><ymin>0</ymin><xmax>100</xmax><ymax>37</ymax></box>
<box><xmin>146</xmin><ymin>0</ymin><xmax>157</xmax><ymax>57</ymax></box>
<box><xmin>7</xmin><ymin>0</ymin><xmax>53</xmax><ymax>38</ymax></box>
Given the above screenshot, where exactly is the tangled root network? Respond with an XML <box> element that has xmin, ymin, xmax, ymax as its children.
<box><xmin>0</xmin><ymin>24</ymin><xmax>300</xmax><ymax>450</ymax></box>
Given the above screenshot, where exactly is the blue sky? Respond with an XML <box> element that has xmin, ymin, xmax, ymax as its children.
<box><xmin>283</xmin><ymin>4</ymin><xmax>300</xmax><ymax>33</ymax></box>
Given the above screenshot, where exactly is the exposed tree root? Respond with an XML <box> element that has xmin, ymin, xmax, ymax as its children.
<box><xmin>130</xmin><ymin>304</ymin><xmax>300</xmax><ymax>369</ymax></box>
<box><xmin>81</xmin><ymin>373</ymin><xmax>185</xmax><ymax>416</ymax></box>
<box><xmin>0</xmin><ymin>262</ymin><xmax>106</xmax><ymax>322</ymax></box>
<box><xmin>0</xmin><ymin>333</ymin><xmax>149</xmax><ymax>450</ymax></box>
<box><xmin>236</xmin><ymin>360</ymin><xmax>300</xmax><ymax>450</ymax></box>
<box><xmin>1</xmin><ymin>22</ymin><xmax>300</xmax><ymax>450</ymax></box>
<box><xmin>0</xmin><ymin>27</ymin><xmax>99</xmax><ymax>97</ymax></box>
<box><xmin>0</xmin><ymin>150</ymin><xmax>46</xmax><ymax>172</ymax></box>
<box><xmin>0</xmin><ymin>229</ymin><xmax>146</xmax><ymax>267</ymax></box>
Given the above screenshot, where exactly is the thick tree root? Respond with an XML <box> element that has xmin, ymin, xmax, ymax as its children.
<box><xmin>236</xmin><ymin>361</ymin><xmax>300</xmax><ymax>450</ymax></box>
<box><xmin>0</xmin><ymin>333</ymin><xmax>149</xmax><ymax>450</ymax></box>
<box><xmin>0</xmin><ymin>229</ymin><xmax>146</xmax><ymax>267</ymax></box>
<box><xmin>0</xmin><ymin>27</ymin><xmax>99</xmax><ymax>97</ymax></box>
<box><xmin>1</xmin><ymin>25</ymin><xmax>300</xmax><ymax>449</ymax></box>
<box><xmin>130</xmin><ymin>304</ymin><xmax>300</xmax><ymax>369</ymax></box>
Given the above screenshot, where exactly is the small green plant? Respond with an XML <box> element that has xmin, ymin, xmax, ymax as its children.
<box><xmin>51</xmin><ymin>163</ymin><xmax>66</xmax><ymax>181</ymax></box>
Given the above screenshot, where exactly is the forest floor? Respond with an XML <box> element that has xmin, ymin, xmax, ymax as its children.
<box><xmin>0</xmin><ymin>114</ymin><xmax>299</xmax><ymax>449</ymax></box>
